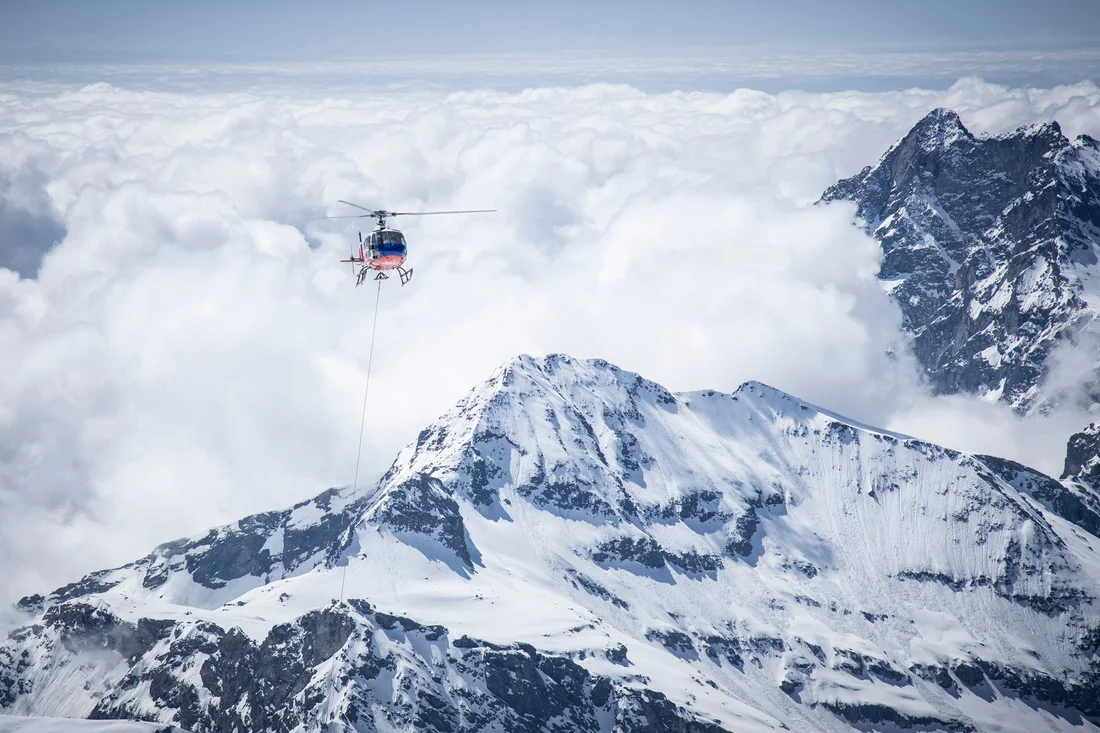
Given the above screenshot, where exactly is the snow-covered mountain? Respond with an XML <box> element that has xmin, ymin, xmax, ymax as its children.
<box><xmin>4</xmin><ymin>355</ymin><xmax>1100</xmax><ymax>732</ymax></box>
<box><xmin>0</xmin><ymin>714</ymin><xmax>187</xmax><ymax>733</ymax></box>
<box><xmin>820</xmin><ymin>108</ymin><xmax>1100</xmax><ymax>411</ymax></box>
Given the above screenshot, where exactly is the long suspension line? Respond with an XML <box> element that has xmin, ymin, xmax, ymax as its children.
<box><xmin>319</xmin><ymin>278</ymin><xmax>383</xmax><ymax>732</ymax></box>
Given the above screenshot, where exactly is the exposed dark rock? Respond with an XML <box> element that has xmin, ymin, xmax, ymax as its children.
<box><xmin>832</xmin><ymin>648</ymin><xmax>910</xmax><ymax>686</ymax></box>
<box><xmin>1064</xmin><ymin>422</ymin><xmax>1100</xmax><ymax>483</ymax></box>
<box><xmin>981</xmin><ymin>454</ymin><xmax>1100</xmax><ymax>535</ymax></box>
<box><xmin>606</xmin><ymin>643</ymin><xmax>630</xmax><ymax>666</ymax></box>
<box><xmin>820</xmin><ymin>700</ymin><xmax>975</xmax><ymax>732</ymax></box>
<box><xmin>1061</xmin><ymin>422</ymin><xmax>1100</xmax><ymax>509</ymax></box>
<box><xmin>37</xmin><ymin>487</ymin><xmax>372</xmax><ymax>609</ymax></box>
<box><xmin>675</xmin><ymin>490</ymin><xmax>729</xmax><ymax>525</ymax></box>
<box><xmin>973</xmin><ymin>659</ymin><xmax>1100</xmax><ymax>719</ymax></box>
<box><xmin>43</xmin><ymin>603</ymin><xmax>165</xmax><ymax>662</ymax></box>
<box><xmin>565</xmin><ymin>568</ymin><xmax>630</xmax><ymax>609</ymax></box>
<box><xmin>58</xmin><ymin>595</ymin><xmax>728</xmax><ymax>733</ymax></box>
<box><xmin>372</xmin><ymin>473</ymin><xmax>473</xmax><ymax>566</ymax></box>
<box><xmin>615</xmin><ymin>688</ymin><xmax>730</xmax><ymax>733</ymax></box>
<box><xmin>517</xmin><ymin>476</ymin><xmax>616</xmax><ymax>518</ymax></box>
<box><xmin>896</xmin><ymin>557</ymin><xmax>1090</xmax><ymax>616</ymax></box>
<box><xmin>592</xmin><ymin>537</ymin><xmax>666</xmax><ymax>569</ymax></box>
<box><xmin>15</xmin><ymin>594</ymin><xmax>43</xmax><ymax>613</ymax></box>
<box><xmin>911</xmin><ymin>663</ymin><xmax>958</xmax><ymax>690</ymax></box>
<box><xmin>482</xmin><ymin>647</ymin><xmax>590</xmax><ymax>728</ymax></box>
<box><xmin>724</xmin><ymin>507</ymin><xmax>759</xmax><ymax>558</ymax></box>
<box><xmin>645</xmin><ymin>629</ymin><xmax>696</xmax><ymax>658</ymax></box>
<box><xmin>48</xmin><ymin>573</ymin><xmax>121</xmax><ymax>603</ymax></box>
<box><xmin>590</xmin><ymin>536</ymin><xmax>721</xmax><ymax>576</ymax></box>
<box><xmin>665</xmin><ymin>550</ymin><xmax>723</xmax><ymax>574</ymax></box>
<box><xmin>700</xmin><ymin>635</ymin><xmax>743</xmax><ymax>668</ymax></box>
<box><xmin>952</xmin><ymin>661</ymin><xmax>987</xmax><ymax>688</ymax></box>
<box><xmin>185</xmin><ymin>524</ymin><xmax>275</xmax><ymax>589</ymax></box>
<box><xmin>785</xmin><ymin>559</ymin><xmax>818</xmax><ymax>578</ymax></box>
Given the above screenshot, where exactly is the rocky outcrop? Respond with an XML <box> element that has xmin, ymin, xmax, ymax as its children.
<box><xmin>6</xmin><ymin>600</ymin><xmax>720</xmax><ymax>733</ymax></box>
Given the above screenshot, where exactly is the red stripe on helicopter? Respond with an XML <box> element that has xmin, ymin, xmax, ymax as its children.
<box><xmin>367</xmin><ymin>255</ymin><xmax>407</xmax><ymax>271</ymax></box>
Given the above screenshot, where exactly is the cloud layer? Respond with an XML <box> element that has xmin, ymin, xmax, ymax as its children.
<box><xmin>2</xmin><ymin>76</ymin><xmax>1099</xmax><ymax>605</ymax></box>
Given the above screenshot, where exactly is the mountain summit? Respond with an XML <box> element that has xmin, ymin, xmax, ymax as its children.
<box><xmin>4</xmin><ymin>355</ymin><xmax>1100</xmax><ymax>732</ymax></box>
<box><xmin>821</xmin><ymin>108</ymin><xmax>1100</xmax><ymax>411</ymax></box>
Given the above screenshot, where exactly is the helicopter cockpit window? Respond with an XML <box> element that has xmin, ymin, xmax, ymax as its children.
<box><xmin>381</xmin><ymin>231</ymin><xmax>406</xmax><ymax>245</ymax></box>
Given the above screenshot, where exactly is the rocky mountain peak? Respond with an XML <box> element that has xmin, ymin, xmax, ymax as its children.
<box><xmin>820</xmin><ymin>108</ymin><xmax>1100</xmax><ymax>411</ymax></box>
<box><xmin>484</xmin><ymin>353</ymin><xmax>667</xmax><ymax>417</ymax></box>
<box><xmin>5</xmin><ymin>355</ymin><xmax>1100</xmax><ymax>732</ymax></box>
<box><xmin>906</xmin><ymin>106</ymin><xmax>972</xmax><ymax>151</ymax></box>
<box><xmin>1023</xmin><ymin>118</ymin><xmax>1065</xmax><ymax>139</ymax></box>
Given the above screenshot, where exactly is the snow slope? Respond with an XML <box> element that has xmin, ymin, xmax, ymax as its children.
<box><xmin>0</xmin><ymin>714</ymin><xmax>187</xmax><ymax>732</ymax></box>
<box><xmin>4</xmin><ymin>355</ymin><xmax>1100</xmax><ymax>732</ymax></box>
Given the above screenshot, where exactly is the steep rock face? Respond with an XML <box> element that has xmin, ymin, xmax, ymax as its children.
<box><xmin>1064</xmin><ymin>421</ymin><xmax>1100</xmax><ymax>487</ymax></box>
<box><xmin>1058</xmin><ymin>422</ymin><xmax>1100</xmax><ymax>538</ymax></box>
<box><xmin>4</xmin><ymin>355</ymin><xmax>1100</xmax><ymax>732</ymax></box>
<box><xmin>820</xmin><ymin>108</ymin><xmax>1100</xmax><ymax>411</ymax></box>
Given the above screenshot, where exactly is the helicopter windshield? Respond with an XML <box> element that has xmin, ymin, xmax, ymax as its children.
<box><xmin>367</xmin><ymin>229</ymin><xmax>407</xmax><ymax>258</ymax></box>
<box><xmin>369</xmin><ymin>230</ymin><xmax>406</xmax><ymax>246</ymax></box>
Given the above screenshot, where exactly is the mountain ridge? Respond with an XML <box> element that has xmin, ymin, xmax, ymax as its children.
<box><xmin>5</xmin><ymin>354</ymin><xmax>1100</xmax><ymax>732</ymax></box>
<box><xmin>820</xmin><ymin>107</ymin><xmax>1100</xmax><ymax>412</ymax></box>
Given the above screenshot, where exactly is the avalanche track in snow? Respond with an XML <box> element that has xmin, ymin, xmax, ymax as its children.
<box><xmin>4</xmin><ymin>354</ymin><xmax>1100</xmax><ymax>732</ymax></box>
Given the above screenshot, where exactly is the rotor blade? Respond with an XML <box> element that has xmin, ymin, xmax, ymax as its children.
<box><xmin>389</xmin><ymin>209</ymin><xmax>496</xmax><ymax>217</ymax></box>
<box><xmin>308</xmin><ymin>214</ymin><xmax>372</xmax><ymax>220</ymax></box>
<box><xmin>336</xmin><ymin>200</ymin><xmax>378</xmax><ymax>213</ymax></box>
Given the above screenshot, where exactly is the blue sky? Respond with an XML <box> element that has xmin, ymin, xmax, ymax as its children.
<box><xmin>1</xmin><ymin>0</ymin><xmax>1098</xmax><ymax>90</ymax></box>
<box><xmin>2</xmin><ymin>0</ymin><xmax>1099</xmax><ymax>60</ymax></box>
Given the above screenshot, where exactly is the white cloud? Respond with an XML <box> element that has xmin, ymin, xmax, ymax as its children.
<box><xmin>884</xmin><ymin>394</ymin><xmax>1090</xmax><ymax>479</ymax></box>
<box><xmin>1</xmin><ymin>76</ymin><xmax>1099</xmax><ymax>605</ymax></box>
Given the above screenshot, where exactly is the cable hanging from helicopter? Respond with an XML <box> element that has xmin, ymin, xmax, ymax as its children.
<box><xmin>314</xmin><ymin>200</ymin><xmax>496</xmax><ymax>287</ymax></box>
<box><xmin>307</xmin><ymin>199</ymin><xmax>494</xmax><ymax>730</ymax></box>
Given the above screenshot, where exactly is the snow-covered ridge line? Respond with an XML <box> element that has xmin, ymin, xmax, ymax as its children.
<box><xmin>5</xmin><ymin>354</ymin><xmax>1100</xmax><ymax>732</ymax></box>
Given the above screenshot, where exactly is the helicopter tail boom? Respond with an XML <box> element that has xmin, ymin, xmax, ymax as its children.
<box><xmin>340</xmin><ymin>240</ymin><xmax>366</xmax><ymax>263</ymax></box>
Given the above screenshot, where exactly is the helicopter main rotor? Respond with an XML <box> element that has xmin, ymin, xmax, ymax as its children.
<box><xmin>314</xmin><ymin>200</ymin><xmax>495</xmax><ymax>227</ymax></box>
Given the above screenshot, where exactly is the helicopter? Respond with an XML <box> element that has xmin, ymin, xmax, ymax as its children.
<box><xmin>317</xmin><ymin>201</ymin><xmax>495</xmax><ymax>286</ymax></box>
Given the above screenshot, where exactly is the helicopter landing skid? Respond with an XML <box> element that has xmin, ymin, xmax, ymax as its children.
<box><xmin>372</xmin><ymin>267</ymin><xmax>414</xmax><ymax>286</ymax></box>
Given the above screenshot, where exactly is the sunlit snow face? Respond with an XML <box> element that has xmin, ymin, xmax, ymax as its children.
<box><xmin>1</xmin><ymin>76</ymin><xmax>1099</xmax><ymax>606</ymax></box>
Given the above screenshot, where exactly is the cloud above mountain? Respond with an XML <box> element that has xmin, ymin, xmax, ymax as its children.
<box><xmin>1</xmin><ymin>76</ymin><xmax>1099</xmax><ymax>606</ymax></box>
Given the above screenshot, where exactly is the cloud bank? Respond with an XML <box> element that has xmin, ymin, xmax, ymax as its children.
<box><xmin>1</xmin><ymin>76</ymin><xmax>1099</xmax><ymax>605</ymax></box>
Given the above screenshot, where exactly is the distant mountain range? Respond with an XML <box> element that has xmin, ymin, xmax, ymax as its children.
<box><xmin>4</xmin><ymin>355</ymin><xmax>1099</xmax><ymax>732</ymax></box>
<box><xmin>821</xmin><ymin>108</ymin><xmax>1100</xmax><ymax>413</ymax></box>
